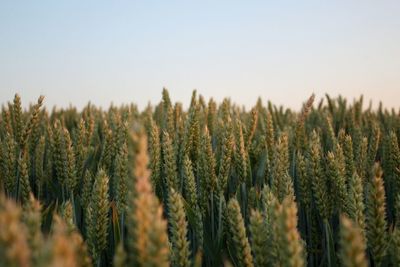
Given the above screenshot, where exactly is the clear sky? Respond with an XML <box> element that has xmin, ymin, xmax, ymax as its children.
<box><xmin>1</xmin><ymin>1</ymin><xmax>399</xmax><ymax>111</ymax></box>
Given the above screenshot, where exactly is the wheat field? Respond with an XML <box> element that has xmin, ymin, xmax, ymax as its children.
<box><xmin>0</xmin><ymin>89</ymin><xmax>399</xmax><ymax>267</ymax></box>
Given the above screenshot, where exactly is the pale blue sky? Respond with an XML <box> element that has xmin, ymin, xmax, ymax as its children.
<box><xmin>1</xmin><ymin>1</ymin><xmax>399</xmax><ymax>110</ymax></box>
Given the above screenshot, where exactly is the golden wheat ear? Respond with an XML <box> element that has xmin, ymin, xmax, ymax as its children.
<box><xmin>0</xmin><ymin>194</ymin><xmax>31</xmax><ymax>267</ymax></box>
<box><xmin>339</xmin><ymin>215</ymin><xmax>368</xmax><ymax>267</ymax></box>
<box><xmin>130</xmin><ymin>133</ymin><xmax>169</xmax><ymax>267</ymax></box>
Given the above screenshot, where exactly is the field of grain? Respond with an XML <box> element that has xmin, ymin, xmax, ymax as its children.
<box><xmin>0</xmin><ymin>89</ymin><xmax>398</xmax><ymax>267</ymax></box>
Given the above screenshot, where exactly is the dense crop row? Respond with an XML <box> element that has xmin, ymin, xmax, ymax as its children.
<box><xmin>0</xmin><ymin>90</ymin><xmax>399</xmax><ymax>267</ymax></box>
